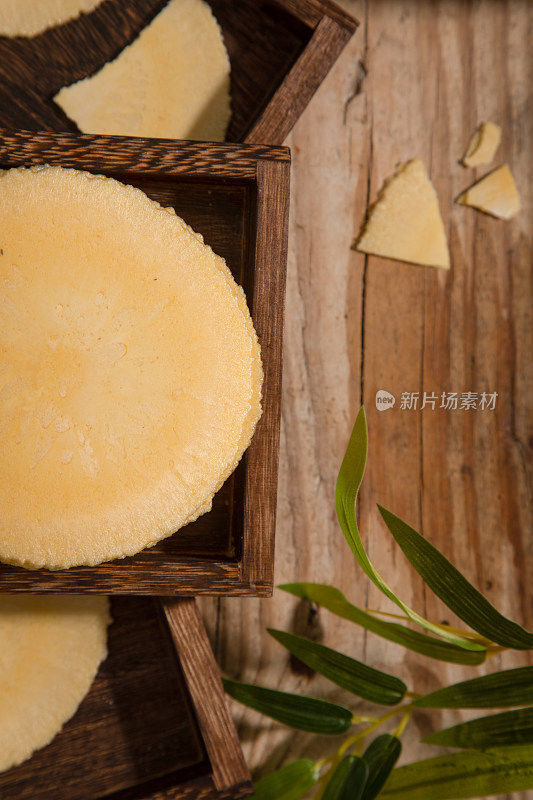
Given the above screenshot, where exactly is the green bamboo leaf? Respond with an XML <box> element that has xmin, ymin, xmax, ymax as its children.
<box><xmin>414</xmin><ymin>666</ymin><xmax>533</xmax><ymax>709</ymax></box>
<box><xmin>379</xmin><ymin>745</ymin><xmax>533</xmax><ymax>799</ymax></box>
<box><xmin>423</xmin><ymin>707</ymin><xmax>533</xmax><ymax>749</ymax></box>
<box><xmin>251</xmin><ymin>759</ymin><xmax>320</xmax><ymax>800</ymax></box>
<box><xmin>279</xmin><ymin>583</ymin><xmax>486</xmax><ymax>666</ymax></box>
<box><xmin>361</xmin><ymin>734</ymin><xmax>402</xmax><ymax>800</ymax></box>
<box><xmin>322</xmin><ymin>755</ymin><xmax>368</xmax><ymax>800</ymax></box>
<box><xmin>336</xmin><ymin>409</ymin><xmax>483</xmax><ymax>653</ymax></box>
<box><xmin>378</xmin><ymin>505</ymin><xmax>533</xmax><ymax>650</ymax></box>
<box><xmin>268</xmin><ymin>628</ymin><xmax>406</xmax><ymax>705</ymax></box>
<box><xmin>222</xmin><ymin>678</ymin><xmax>353</xmax><ymax>734</ymax></box>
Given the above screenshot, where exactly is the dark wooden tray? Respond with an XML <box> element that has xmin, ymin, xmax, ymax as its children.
<box><xmin>0</xmin><ymin>0</ymin><xmax>357</xmax><ymax>146</ymax></box>
<box><xmin>0</xmin><ymin>596</ymin><xmax>252</xmax><ymax>800</ymax></box>
<box><xmin>0</xmin><ymin>127</ymin><xmax>289</xmax><ymax>596</ymax></box>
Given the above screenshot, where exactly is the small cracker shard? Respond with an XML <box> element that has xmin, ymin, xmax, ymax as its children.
<box><xmin>456</xmin><ymin>164</ymin><xmax>521</xmax><ymax>220</ymax></box>
<box><xmin>461</xmin><ymin>122</ymin><xmax>502</xmax><ymax>168</ymax></box>
<box><xmin>355</xmin><ymin>159</ymin><xmax>450</xmax><ymax>270</ymax></box>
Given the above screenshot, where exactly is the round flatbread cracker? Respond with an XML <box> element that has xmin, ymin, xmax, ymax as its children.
<box><xmin>0</xmin><ymin>594</ymin><xmax>110</xmax><ymax>772</ymax></box>
<box><xmin>0</xmin><ymin>0</ymin><xmax>102</xmax><ymax>37</ymax></box>
<box><xmin>0</xmin><ymin>165</ymin><xmax>262</xmax><ymax>569</ymax></box>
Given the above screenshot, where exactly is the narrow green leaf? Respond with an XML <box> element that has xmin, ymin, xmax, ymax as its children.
<box><xmin>361</xmin><ymin>734</ymin><xmax>402</xmax><ymax>800</ymax></box>
<box><xmin>336</xmin><ymin>409</ymin><xmax>483</xmax><ymax>652</ymax></box>
<box><xmin>322</xmin><ymin>755</ymin><xmax>368</xmax><ymax>800</ymax></box>
<box><xmin>251</xmin><ymin>759</ymin><xmax>320</xmax><ymax>800</ymax></box>
<box><xmin>423</xmin><ymin>707</ymin><xmax>533</xmax><ymax>749</ymax></box>
<box><xmin>222</xmin><ymin>677</ymin><xmax>353</xmax><ymax>734</ymax></box>
<box><xmin>414</xmin><ymin>666</ymin><xmax>533</xmax><ymax>709</ymax></box>
<box><xmin>379</xmin><ymin>745</ymin><xmax>533</xmax><ymax>799</ymax></box>
<box><xmin>378</xmin><ymin>505</ymin><xmax>533</xmax><ymax>650</ymax></box>
<box><xmin>279</xmin><ymin>583</ymin><xmax>486</xmax><ymax>666</ymax></box>
<box><xmin>268</xmin><ymin>628</ymin><xmax>406</xmax><ymax>705</ymax></box>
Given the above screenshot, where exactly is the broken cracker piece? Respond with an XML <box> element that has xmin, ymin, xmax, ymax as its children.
<box><xmin>0</xmin><ymin>0</ymin><xmax>102</xmax><ymax>38</ymax></box>
<box><xmin>461</xmin><ymin>122</ymin><xmax>502</xmax><ymax>168</ymax></box>
<box><xmin>356</xmin><ymin>159</ymin><xmax>450</xmax><ymax>269</ymax></box>
<box><xmin>456</xmin><ymin>164</ymin><xmax>521</xmax><ymax>220</ymax></box>
<box><xmin>54</xmin><ymin>0</ymin><xmax>231</xmax><ymax>142</ymax></box>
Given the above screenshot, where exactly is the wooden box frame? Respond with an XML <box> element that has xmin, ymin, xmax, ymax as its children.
<box><xmin>0</xmin><ymin>128</ymin><xmax>289</xmax><ymax>596</ymax></box>
<box><xmin>0</xmin><ymin>0</ymin><xmax>358</xmax><ymax>146</ymax></box>
<box><xmin>0</xmin><ymin>596</ymin><xmax>253</xmax><ymax>800</ymax></box>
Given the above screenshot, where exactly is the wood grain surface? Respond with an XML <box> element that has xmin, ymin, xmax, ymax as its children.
<box><xmin>0</xmin><ymin>0</ymin><xmax>530</xmax><ymax>797</ymax></box>
<box><xmin>163</xmin><ymin>599</ymin><xmax>252</xmax><ymax>792</ymax></box>
<box><xmin>0</xmin><ymin>128</ymin><xmax>289</xmax><ymax>175</ymax></box>
<box><xmin>203</xmin><ymin>2</ymin><xmax>533</xmax><ymax>798</ymax></box>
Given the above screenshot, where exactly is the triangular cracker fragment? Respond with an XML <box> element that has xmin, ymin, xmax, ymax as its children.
<box><xmin>0</xmin><ymin>595</ymin><xmax>110</xmax><ymax>772</ymax></box>
<box><xmin>0</xmin><ymin>0</ymin><xmax>102</xmax><ymax>38</ymax></box>
<box><xmin>356</xmin><ymin>159</ymin><xmax>450</xmax><ymax>269</ymax></box>
<box><xmin>0</xmin><ymin>165</ymin><xmax>262</xmax><ymax>570</ymax></box>
<box><xmin>456</xmin><ymin>164</ymin><xmax>521</xmax><ymax>220</ymax></box>
<box><xmin>54</xmin><ymin>0</ymin><xmax>231</xmax><ymax>142</ymax></box>
<box><xmin>461</xmin><ymin>122</ymin><xmax>502</xmax><ymax>168</ymax></box>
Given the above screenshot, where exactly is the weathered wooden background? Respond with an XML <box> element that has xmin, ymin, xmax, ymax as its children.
<box><xmin>201</xmin><ymin>2</ymin><xmax>533</xmax><ymax>797</ymax></box>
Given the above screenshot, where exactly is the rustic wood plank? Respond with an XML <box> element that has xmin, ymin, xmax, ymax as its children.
<box><xmin>358</xmin><ymin>6</ymin><xmax>533</xmax><ymax>754</ymax></box>
<box><xmin>0</xmin><ymin>128</ymin><xmax>289</xmax><ymax>177</ymax></box>
<box><xmin>162</xmin><ymin>599</ymin><xmax>252</xmax><ymax>792</ymax></box>
<box><xmin>209</xmin><ymin>4</ymin><xmax>533</xmax><ymax>799</ymax></box>
<box><xmin>0</xmin><ymin>559</ymin><xmax>272</xmax><ymax>596</ymax></box>
<box><xmin>241</xmin><ymin>159</ymin><xmax>291</xmax><ymax>589</ymax></box>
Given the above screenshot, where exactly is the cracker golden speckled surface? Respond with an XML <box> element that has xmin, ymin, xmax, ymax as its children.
<box><xmin>356</xmin><ymin>159</ymin><xmax>450</xmax><ymax>270</ymax></box>
<box><xmin>0</xmin><ymin>0</ymin><xmax>102</xmax><ymax>37</ymax></box>
<box><xmin>0</xmin><ymin>595</ymin><xmax>110</xmax><ymax>772</ymax></box>
<box><xmin>0</xmin><ymin>165</ymin><xmax>262</xmax><ymax>569</ymax></box>
<box><xmin>54</xmin><ymin>0</ymin><xmax>231</xmax><ymax>142</ymax></box>
<box><xmin>456</xmin><ymin>164</ymin><xmax>521</xmax><ymax>220</ymax></box>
